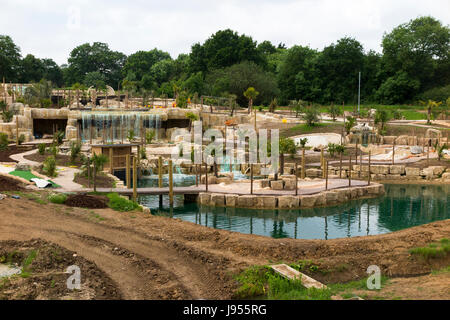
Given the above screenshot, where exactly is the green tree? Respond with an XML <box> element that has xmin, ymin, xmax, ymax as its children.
<box><xmin>328</xmin><ymin>104</ymin><xmax>342</xmax><ymax>121</ymax></box>
<box><xmin>122</xmin><ymin>49</ymin><xmax>171</xmax><ymax>82</ymax></box>
<box><xmin>345</xmin><ymin>116</ymin><xmax>356</xmax><ymax>135</ymax></box>
<box><xmin>374</xmin><ymin>110</ymin><xmax>391</xmax><ymax>132</ymax></box>
<box><xmin>381</xmin><ymin>16</ymin><xmax>450</xmax><ymax>96</ymax></box>
<box><xmin>66</xmin><ymin>42</ymin><xmax>126</xmax><ymax>86</ymax></box>
<box><xmin>189</xmin><ymin>29</ymin><xmax>264</xmax><ymax>73</ymax></box>
<box><xmin>0</xmin><ymin>35</ymin><xmax>21</xmax><ymax>81</ymax></box>
<box><xmin>244</xmin><ymin>87</ymin><xmax>259</xmax><ymax>113</ymax></box>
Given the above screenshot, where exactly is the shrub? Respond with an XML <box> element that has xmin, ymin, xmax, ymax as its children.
<box><xmin>53</xmin><ymin>131</ymin><xmax>64</xmax><ymax>145</ymax></box>
<box><xmin>43</xmin><ymin>156</ymin><xmax>57</xmax><ymax>177</ymax></box>
<box><xmin>40</xmin><ymin>98</ymin><xmax>52</xmax><ymax>108</ymax></box>
<box><xmin>0</xmin><ymin>133</ymin><xmax>9</xmax><ymax>150</ymax></box>
<box><xmin>18</xmin><ymin>134</ymin><xmax>25</xmax><ymax>145</ymax></box>
<box><xmin>48</xmin><ymin>144</ymin><xmax>59</xmax><ymax>157</ymax></box>
<box><xmin>392</xmin><ymin>110</ymin><xmax>402</xmax><ymax>120</ymax></box>
<box><xmin>301</xmin><ymin>107</ymin><xmax>320</xmax><ymax>126</ymax></box>
<box><xmin>140</xmin><ymin>147</ymin><xmax>147</xmax><ymax>160</ymax></box>
<box><xmin>70</xmin><ymin>141</ymin><xmax>81</xmax><ymax>163</ymax></box>
<box><xmin>344</xmin><ymin>116</ymin><xmax>356</xmax><ymax>134</ymax></box>
<box><xmin>327</xmin><ymin>143</ymin><xmax>338</xmax><ymax>158</ymax></box>
<box><xmin>48</xmin><ymin>193</ymin><xmax>67</xmax><ymax>204</ymax></box>
<box><xmin>2</xmin><ymin>110</ymin><xmax>14</xmax><ymax>122</ymax></box>
<box><xmin>38</xmin><ymin>143</ymin><xmax>46</xmax><ymax>155</ymax></box>
<box><xmin>127</xmin><ymin>129</ymin><xmax>135</xmax><ymax>142</ymax></box>
<box><xmin>328</xmin><ymin>105</ymin><xmax>342</xmax><ymax>121</ymax></box>
<box><xmin>106</xmin><ymin>193</ymin><xmax>140</xmax><ymax>212</ymax></box>
<box><xmin>145</xmin><ymin>129</ymin><xmax>156</xmax><ymax>144</ymax></box>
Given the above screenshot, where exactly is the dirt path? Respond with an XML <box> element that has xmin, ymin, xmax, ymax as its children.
<box><xmin>0</xmin><ymin>196</ymin><xmax>449</xmax><ymax>300</ymax></box>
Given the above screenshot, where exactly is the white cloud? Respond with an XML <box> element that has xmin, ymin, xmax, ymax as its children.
<box><xmin>0</xmin><ymin>0</ymin><xmax>448</xmax><ymax>65</ymax></box>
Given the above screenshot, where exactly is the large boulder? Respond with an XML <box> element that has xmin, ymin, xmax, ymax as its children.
<box><xmin>198</xmin><ymin>193</ymin><xmax>211</xmax><ymax>205</ymax></box>
<box><xmin>389</xmin><ymin>165</ymin><xmax>405</xmax><ymax>175</ymax></box>
<box><xmin>405</xmin><ymin>167</ymin><xmax>420</xmax><ymax>176</ymax></box>
<box><xmin>237</xmin><ymin>195</ymin><xmax>255</xmax><ymax>208</ymax></box>
<box><xmin>255</xmin><ymin>196</ymin><xmax>277</xmax><ymax>209</ymax></box>
<box><xmin>278</xmin><ymin>196</ymin><xmax>299</xmax><ymax>209</ymax></box>
<box><xmin>210</xmin><ymin>193</ymin><xmax>225</xmax><ymax>206</ymax></box>
<box><xmin>270</xmin><ymin>180</ymin><xmax>284</xmax><ymax>190</ymax></box>
<box><xmin>225</xmin><ymin>194</ymin><xmax>238</xmax><ymax>207</ymax></box>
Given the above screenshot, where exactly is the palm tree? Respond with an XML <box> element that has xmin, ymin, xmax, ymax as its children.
<box><xmin>243</xmin><ymin>87</ymin><xmax>259</xmax><ymax>114</ymax></box>
<box><xmin>421</xmin><ymin>100</ymin><xmax>443</xmax><ymax>124</ymax></box>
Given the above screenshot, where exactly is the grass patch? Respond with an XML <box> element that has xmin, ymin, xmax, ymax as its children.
<box><xmin>233</xmin><ymin>265</ymin><xmax>333</xmax><ymax>300</ymax></box>
<box><xmin>106</xmin><ymin>193</ymin><xmax>141</xmax><ymax>212</ymax></box>
<box><xmin>431</xmin><ymin>266</ymin><xmax>450</xmax><ymax>275</ymax></box>
<box><xmin>48</xmin><ymin>193</ymin><xmax>68</xmax><ymax>204</ymax></box>
<box><xmin>409</xmin><ymin>238</ymin><xmax>450</xmax><ymax>260</ymax></box>
<box><xmin>20</xmin><ymin>250</ymin><xmax>38</xmax><ymax>278</ymax></box>
<box><xmin>8</xmin><ymin>170</ymin><xmax>60</xmax><ymax>188</ymax></box>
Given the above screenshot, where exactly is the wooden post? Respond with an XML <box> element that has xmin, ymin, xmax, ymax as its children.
<box><xmin>325</xmin><ymin>160</ymin><xmax>329</xmax><ymax>190</ymax></box>
<box><xmin>348</xmin><ymin>155</ymin><xmax>352</xmax><ymax>187</ymax></box>
<box><xmin>158</xmin><ymin>156</ymin><xmax>163</xmax><ymax>188</ymax></box>
<box><xmin>321</xmin><ymin>148</ymin><xmax>325</xmax><ymax>178</ymax></box>
<box><xmin>205</xmin><ymin>162</ymin><xmax>208</xmax><ymax>192</ymax></box>
<box><xmin>132</xmin><ymin>156</ymin><xmax>137</xmax><ymax>202</ymax></box>
<box><xmin>295</xmin><ymin>162</ymin><xmax>298</xmax><ymax>196</ymax></box>
<box><xmin>301</xmin><ymin>148</ymin><xmax>306</xmax><ymax>179</ymax></box>
<box><xmin>250</xmin><ymin>163</ymin><xmax>254</xmax><ymax>195</ymax></box>
<box><xmin>168</xmin><ymin>159</ymin><xmax>174</xmax><ymax>206</ymax></box>
<box><xmin>195</xmin><ymin>164</ymin><xmax>198</xmax><ymax>187</ymax></box>
<box><xmin>90</xmin><ymin>122</ymin><xmax>93</xmax><ymax>145</ymax></box>
<box><xmin>339</xmin><ymin>152</ymin><xmax>343</xmax><ymax>178</ymax></box>
<box><xmin>109</xmin><ymin>147</ymin><xmax>113</xmax><ymax>174</ymax></box>
<box><xmin>392</xmin><ymin>140</ymin><xmax>395</xmax><ymax>165</ymax></box>
<box><xmin>126</xmin><ymin>154</ymin><xmax>130</xmax><ymax>188</ymax></box>
<box><xmin>368</xmin><ymin>151</ymin><xmax>371</xmax><ymax>186</ymax></box>
<box><xmin>427</xmin><ymin>141</ymin><xmax>430</xmax><ymax>165</ymax></box>
<box><xmin>355</xmin><ymin>140</ymin><xmax>358</xmax><ymax>174</ymax></box>
<box><xmin>254</xmin><ymin>110</ymin><xmax>257</xmax><ymax>133</ymax></box>
<box><xmin>93</xmin><ymin>162</ymin><xmax>97</xmax><ymax>192</ymax></box>
<box><xmin>158</xmin><ymin>156</ymin><xmax>163</xmax><ymax>206</ymax></box>
<box><xmin>16</xmin><ymin>117</ymin><xmax>19</xmax><ymax>146</ymax></box>
<box><xmin>87</xmin><ymin>156</ymin><xmax>91</xmax><ymax>188</ymax></box>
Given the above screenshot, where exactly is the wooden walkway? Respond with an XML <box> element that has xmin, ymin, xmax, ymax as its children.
<box><xmin>96</xmin><ymin>186</ymin><xmax>205</xmax><ymax>196</ymax></box>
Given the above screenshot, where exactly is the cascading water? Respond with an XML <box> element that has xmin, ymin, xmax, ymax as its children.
<box><xmin>80</xmin><ymin>111</ymin><xmax>162</xmax><ymax>143</ymax></box>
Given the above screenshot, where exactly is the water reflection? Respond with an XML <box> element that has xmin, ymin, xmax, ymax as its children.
<box><xmin>139</xmin><ymin>180</ymin><xmax>449</xmax><ymax>240</ymax></box>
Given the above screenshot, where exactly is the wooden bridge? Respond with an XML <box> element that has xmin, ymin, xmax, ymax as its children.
<box><xmin>96</xmin><ymin>186</ymin><xmax>205</xmax><ymax>196</ymax></box>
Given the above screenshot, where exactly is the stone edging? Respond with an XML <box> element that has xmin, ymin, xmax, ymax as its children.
<box><xmin>197</xmin><ymin>183</ymin><xmax>385</xmax><ymax>210</ymax></box>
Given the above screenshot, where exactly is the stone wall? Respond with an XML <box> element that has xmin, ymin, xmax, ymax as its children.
<box><xmin>330</xmin><ymin>164</ymin><xmax>448</xmax><ymax>182</ymax></box>
<box><xmin>197</xmin><ymin>183</ymin><xmax>385</xmax><ymax>209</ymax></box>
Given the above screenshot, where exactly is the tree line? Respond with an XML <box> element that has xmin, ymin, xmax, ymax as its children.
<box><xmin>0</xmin><ymin>16</ymin><xmax>448</xmax><ymax>107</ymax></box>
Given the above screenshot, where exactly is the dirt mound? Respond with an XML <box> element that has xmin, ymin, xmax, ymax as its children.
<box><xmin>0</xmin><ymin>175</ymin><xmax>25</xmax><ymax>192</ymax></box>
<box><xmin>65</xmin><ymin>194</ymin><xmax>108</xmax><ymax>209</ymax></box>
<box><xmin>0</xmin><ymin>239</ymin><xmax>122</xmax><ymax>300</ymax></box>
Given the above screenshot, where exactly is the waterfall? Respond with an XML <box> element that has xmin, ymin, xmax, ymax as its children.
<box><xmin>80</xmin><ymin>111</ymin><xmax>162</xmax><ymax>143</ymax></box>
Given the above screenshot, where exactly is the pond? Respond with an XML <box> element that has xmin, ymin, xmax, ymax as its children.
<box><xmin>137</xmin><ymin>175</ymin><xmax>449</xmax><ymax>240</ymax></box>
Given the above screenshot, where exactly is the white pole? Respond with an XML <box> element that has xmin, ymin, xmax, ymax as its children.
<box><xmin>358</xmin><ymin>72</ymin><xmax>361</xmax><ymax>115</ymax></box>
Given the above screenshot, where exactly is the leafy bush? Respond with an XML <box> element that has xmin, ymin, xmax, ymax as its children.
<box><xmin>53</xmin><ymin>130</ymin><xmax>64</xmax><ymax>145</ymax></box>
<box><xmin>48</xmin><ymin>193</ymin><xmax>67</xmax><ymax>204</ymax></box>
<box><xmin>48</xmin><ymin>144</ymin><xmax>59</xmax><ymax>157</ymax></box>
<box><xmin>38</xmin><ymin>143</ymin><xmax>46</xmax><ymax>155</ymax></box>
<box><xmin>419</xmin><ymin>85</ymin><xmax>450</xmax><ymax>103</ymax></box>
<box><xmin>145</xmin><ymin>129</ymin><xmax>156</xmax><ymax>144</ymax></box>
<box><xmin>344</xmin><ymin>116</ymin><xmax>356</xmax><ymax>134</ymax></box>
<box><xmin>106</xmin><ymin>193</ymin><xmax>140</xmax><ymax>212</ymax></box>
<box><xmin>327</xmin><ymin>143</ymin><xmax>338</xmax><ymax>158</ymax></box>
<box><xmin>43</xmin><ymin>156</ymin><xmax>57</xmax><ymax>177</ymax></box>
<box><xmin>127</xmin><ymin>129</ymin><xmax>135</xmax><ymax>142</ymax></box>
<box><xmin>392</xmin><ymin>110</ymin><xmax>402</xmax><ymax>120</ymax></box>
<box><xmin>2</xmin><ymin>110</ymin><xmax>14</xmax><ymax>122</ymax></box>
<box><xmin>0</xmin><ymin>133</ymin><xmax>9</xmax><ymax>150</ymax></box>
<box><xmin>40</xmin><ymin>98</ymin><xmax>52</xmax><ymax>108</ymax></box>
<box><xmin>18</xmin><ymin>134</ymin><xmax>25</xmax><ymax>145</ymax></box>
<box><xmin>70</xmin><ymin>141</ymin><xmax>81</xmax><ymax>163</ymax></box>
<box><xmin>328</xmin><ymin>105</ymin><xmax>342</xmax><ymax>121</ymax></box>
<box><xmin>301</xmin><ymin>107</ymin><xmax>320</xmax><ymax>126</ymax></box>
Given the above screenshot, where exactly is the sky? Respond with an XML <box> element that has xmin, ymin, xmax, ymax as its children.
<box><xmin>1</xmin><ymin>0</ymin><xmax>449</xmax><ymax>65</ymax></box>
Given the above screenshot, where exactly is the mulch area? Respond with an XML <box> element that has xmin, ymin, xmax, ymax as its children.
<box><xmin>0</xmin><ymin>175</ymin><xmax>25</xmax><ymax>192</ymax></box>
<box><xmin>23</xmin><ymin>153</ymin><xmax>83</xmax><ymax>167</ymax></box>
<box><xmin>0</xmin><ymin>145</ymin><xmax>36</xmax><ymax>162</ymax></box>
<box><xmin>73</xmin><ymin>173</ymin><xmax>115</xmax><ymax>188</ymax></box>
<box><xmin>64</xmin><ymin>194</ymin><xmax>109</xmax><ymax>209</ymax></box>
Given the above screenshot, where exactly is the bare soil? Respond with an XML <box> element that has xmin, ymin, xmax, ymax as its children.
<box><xmin>24</xmin><ymin>153</ymin><xmax>83</xmax><ymax>167</ymax></box>
<box><xmin>0</xmin><ymin>175</ymin><xmax>26</xmax><ymax>192</ymax></box>
<box><xmin>65</xmin><ymin>194</ymin><xmax>108</xmax><ymax>209</ymax></box>
<box><xmin>0</xmin><ymin>145</ymin><xmax>35</xmax><ymax>162</ymax></box>
<box><xmin>0</xmin><ymin>193</ymin><xmax>448</xmax><ymax>300</ymax></box>
<box><xmin>74</xmin><ymin>173</ymin><xmax>115</xmax><ymax>188</ymax></box>
<box><xmin>0</xmin><ymin>239</ymin><xmax>121</xmax><ymax>300</ymax></box>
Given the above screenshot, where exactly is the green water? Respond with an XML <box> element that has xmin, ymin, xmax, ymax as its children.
<box><xmin>137</xmin><ymin>176</ymin><xmax>449</xmax><ymax>240</ymax></box>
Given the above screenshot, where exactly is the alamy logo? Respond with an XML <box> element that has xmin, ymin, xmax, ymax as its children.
<box><xmin>366</xmin><ymin>265</ymin><xmax>381</xmax><ymax>290</ymax></box>
<box><xmin>170</xmin><ymin>121</ymin><xmax>280</xmax><ymax>175</ymax></box>
<box><xmin>66</xmin><ymin>265</ymin><xmax>81</xmax><ymax>290</ymax></box>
